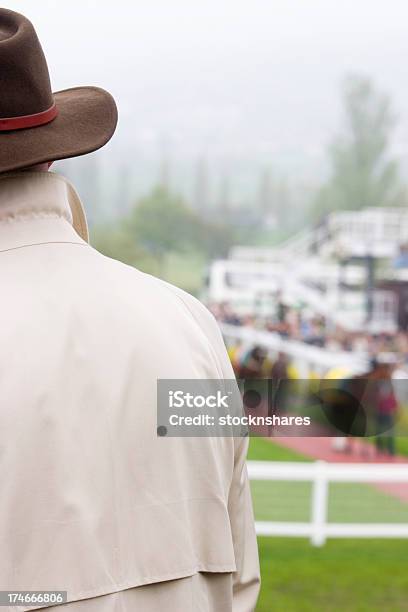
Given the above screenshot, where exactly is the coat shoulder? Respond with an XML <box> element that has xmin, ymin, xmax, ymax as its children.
<box><xmin>88</xmin><ymin>249</ymin><xmax>233</xmax><ymax>378</ymax></box>
<box><xmin>94</xmin><ymin>249</ymin><xmax>219</xmax><ymax>337</ymax></box>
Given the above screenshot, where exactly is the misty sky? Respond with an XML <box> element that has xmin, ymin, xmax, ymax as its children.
<box><xmin>5</xmin><ymin>1</ymin><xmax>408</xmax><ymax>193</ymax></box>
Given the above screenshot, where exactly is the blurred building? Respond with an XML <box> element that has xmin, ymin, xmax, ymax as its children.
<box><xmin>207</xmin><ymin>207</ymin><xmax>408</xmax><ymax>334</ymax></box>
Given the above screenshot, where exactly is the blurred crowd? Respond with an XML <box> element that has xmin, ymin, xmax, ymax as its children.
<box><xmin>208</xmin><ymin>300</ymin><xmax>406</xmax><ymax>456</ymax></box>
<box><xmin>209</xmin><ymin>300</ymin><xmax>408</xmax><ymax>358</ymax></box>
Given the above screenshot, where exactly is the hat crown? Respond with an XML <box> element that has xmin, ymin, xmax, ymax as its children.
<box><xmin>0</xmin><ymin>9</ymin><xmax>54</xmax><ymax>119</ymax></box>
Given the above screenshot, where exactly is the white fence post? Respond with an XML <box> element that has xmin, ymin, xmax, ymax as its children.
<box><xmin>311</xmin><ymin>460</ymin><xmax>328</xmax><ymax>546</ymax></box>
<box><xmin>248</xmin><ymin>460</ymin><xmax>408</xmax><ymax>544</ymax></box>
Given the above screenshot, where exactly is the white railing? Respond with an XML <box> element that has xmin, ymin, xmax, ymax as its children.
<box><xmin>248</xmin><ymin>460</ymin><xmax>408</xmax><ymax>546</ymax></box>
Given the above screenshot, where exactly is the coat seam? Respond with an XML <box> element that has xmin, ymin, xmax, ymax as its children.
<box><xmin>14</xmin><ymin>565</ymin><xmax>237</xmax><ymax>612</ymax></box>
<box><xmin>0</xmin><ymin>241</ymin><xmax>87</xmax><ymax>254</ymax></box>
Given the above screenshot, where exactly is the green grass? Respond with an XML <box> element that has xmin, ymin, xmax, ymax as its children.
<box><xmin>248</xmin><ymin>436</ymin><xmax>310</xmax><ymax>462</ymax></box>
<box><xmin>251</xmin><ymin>480</ymin><xmax>408</xmax><ymax>524</ymax></box>
<box><xmin>256</xmin><ymin>538</ymin><xmax>408</xmax><ymax>612</ymax></box>
<box><xmin>249</xmin><ymin>438</ymin><xmax>408</xmax><ymax>610</ymax></box>
<box><xmin>396</xmin><ymin>437</ymin><xmax>408</xmax><ymax>456</ymax></box>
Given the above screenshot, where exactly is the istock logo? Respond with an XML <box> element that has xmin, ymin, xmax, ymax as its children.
<box><xmin>168</xmin><ymin>390</ymin><xmax>232</xmax><ymax>409</ymax></box>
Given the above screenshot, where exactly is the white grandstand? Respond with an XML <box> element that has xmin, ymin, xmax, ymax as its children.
<box><xmin>208</xmin><ymin>207</ymin><xmax>408</xmax><ymax>334</ymax></box>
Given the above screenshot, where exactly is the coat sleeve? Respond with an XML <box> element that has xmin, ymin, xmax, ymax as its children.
<box><xmin>228</xmin><ymin>435</ymin><xmax>261</xmax><ymax>612</ymax></box>
<box><xmin>175</xmin><ymin>293</ymin><xmax>261</xmax><ymax>611</ymax></box>
<box><xmin>200</xmin><ymin>307</ymin><xmax>260</xmax><ymax>611</ymax></box>
<box><xmin>158</xmin><ymin>285</ymin><xmax>261</xmax><ymax>609</ymax></box>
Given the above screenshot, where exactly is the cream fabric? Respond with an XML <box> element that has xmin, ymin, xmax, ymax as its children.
<box><xmin>40</xmin><ymin>574</ymin><xmax>234</xmax><ymax>612</ymax></box>
<box><xmin>0</xmin><ymin>171</ymin><xmax>88</xmax><ymax>242</ymax></box>
<box><xmin>0</xmin><ymin>172</ymin><xmax>260</xmax><ymax>612</ymax></box>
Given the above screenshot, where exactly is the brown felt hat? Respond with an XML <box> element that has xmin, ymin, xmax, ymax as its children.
<box><xmin>0</xmin><ymin>8</ymin><xmax>118</xmax><ymax>173</ymax></box>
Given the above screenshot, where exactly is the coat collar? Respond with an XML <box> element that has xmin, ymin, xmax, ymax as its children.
<box><xmin>0</xmin><ymin>171</ymin><xmax>89</xmax><ymax>253</ymax></box>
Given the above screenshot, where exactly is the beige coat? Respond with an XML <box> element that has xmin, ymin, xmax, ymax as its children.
<box><xmin>0</xmin><ymin>172</ymin><xmax>260</xmax><ymax>612</ymax></box>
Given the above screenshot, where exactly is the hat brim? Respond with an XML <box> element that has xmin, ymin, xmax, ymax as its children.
<box><xmin>0</xmin><ymin>86</ymin><xmax>117</xmax><ymax>173</ymax></box>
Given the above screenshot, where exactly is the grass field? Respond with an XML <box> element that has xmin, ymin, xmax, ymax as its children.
<box><xmin>256</xmin><ymin>538</ymin><xmax>408</xmax><ymax>612</ymax></box>
<box><xmin>248</xmin><ymin>436</ymin><xmax>310</xmax><ymax>462</ymax></box>
<box><xmin>248</xmin><ymin>437</ymin><xmax>408</xmax><ymax>611</ymax></box>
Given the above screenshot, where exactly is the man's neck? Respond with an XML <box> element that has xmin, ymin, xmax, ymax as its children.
<box><xmin>19</xmin><ymin>162</ymin><xmax>50</xmax><ymax>173</ymax></box>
